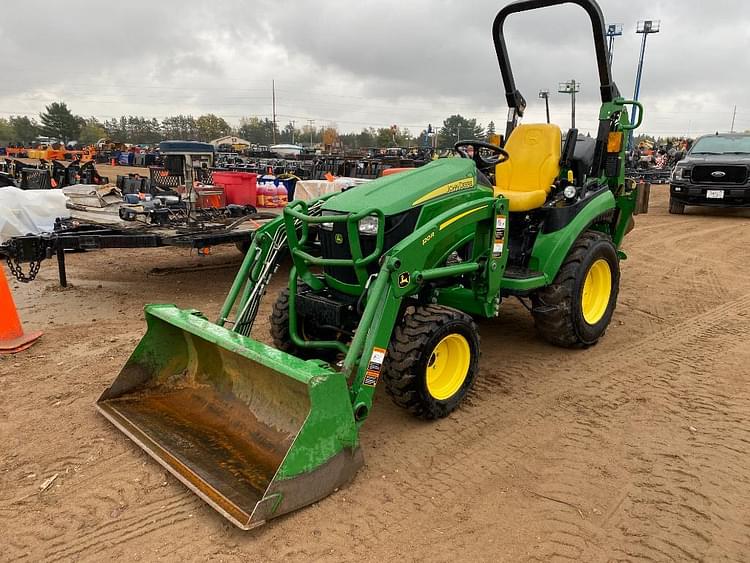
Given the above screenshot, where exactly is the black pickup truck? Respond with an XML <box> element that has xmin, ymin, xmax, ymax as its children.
<box><xmin>669</xmin><ymin>133</ymin><xmax>750</xmax><ymax>214</ymax></box>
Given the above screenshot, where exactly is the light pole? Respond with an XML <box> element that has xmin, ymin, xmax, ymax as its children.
<box><xmin>629</xmin><ymin>20</ymin><xmax>660</xmax><ymax>148</ymax></box>
<box><xmin>606</xmin><ymin>23</ymin><xmax>623</xmax><ymax>67</ymax></box>
<box><xmin>538</xmin><ymin>89</ymin><xmax>550</xmax><ymax>124</ymax></box>
<box><xmin>558</xmin><ymin>79</ymin><xmax>580</xmax><ymax>129</ymax></box>
<box><xmin>307</xmin><ymin>119</ymin><xmax>315</xmax><ymax>147</ymax></box>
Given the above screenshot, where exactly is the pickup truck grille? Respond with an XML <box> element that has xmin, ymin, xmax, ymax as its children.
<box><xmin>691</xmin><ymin>165</ymin><xmax>747</xmax><ymax>184</ymax></box>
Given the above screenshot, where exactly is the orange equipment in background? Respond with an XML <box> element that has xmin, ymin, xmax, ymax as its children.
<box><xmin>381</xmin><ymin>167</ymin><xmax>411</xmax><ymax>177</ymax></box>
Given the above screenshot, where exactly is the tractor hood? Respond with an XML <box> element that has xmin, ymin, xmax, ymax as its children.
<box><xmin>322</xmin><ymin>159</ymin><xmax>479</xmax><ymax>216</ymax></box>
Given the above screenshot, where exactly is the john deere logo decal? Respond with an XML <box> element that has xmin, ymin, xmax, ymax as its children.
<box><xmin>335</xmin><ymin>233</ymin><xmax>344</xmax><ymax>244</ymax></box>
<box><xmin>398</xmin><ymin>272</ymin><xmax>410</xmax><ymax>288</ymax></box>
<box><xmin>412</xmin><ymin>176</ymin><xmax>475</xmax><ymax>206</ymax></box>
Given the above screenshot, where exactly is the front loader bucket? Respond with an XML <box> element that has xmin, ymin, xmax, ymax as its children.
<box><xmin>97</xmin><ymin>304</ymin><xmax>363</xmax><ymax>529</ymax></box>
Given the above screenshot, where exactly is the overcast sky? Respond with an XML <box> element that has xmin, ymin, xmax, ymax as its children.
<box><xmin>0</xmin><ymin>0</ymin><xmax>747</xmax><ymax>138</ymax></box>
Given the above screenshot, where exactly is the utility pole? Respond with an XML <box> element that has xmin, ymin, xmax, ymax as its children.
<box><xmin>606</xmin><ymin>23</ymin><xmax>623</xmax><ymax>67</ymax></box>
<box><xmin>307</xmin><ymin>119</ymin><xmax>315</xmax><ymax>147</ymax></box>
<box><xmin>290</xmin><ymin>120</ymin><xmax>295</xmax><ymax>144</ymax></box>
<box><xmin>731</xmin><ymin>105</ymin><xmax>737</xmax><ymax>133</ymax></box>
<box><xmin>629</xmin><ymin>20</ymin><xmax>660</xmax><ymax>148</ymax></box>
<box><xmin>271</xmin><ymin>80</ymin><xmax>277</xmax><ymax>144</ymax></box>
<box><xmin>538</xmin><ymin>89</ymin><xmax>550</xmax><ymax>124</ymax></box>
<box><xmin>558</xmin><ymin>79</ymin><xmax>580</xmax><ymax>129</ymax></box>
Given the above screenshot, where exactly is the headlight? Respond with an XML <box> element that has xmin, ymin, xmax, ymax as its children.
<box><xmin>319</xmin><ymin>222</ymin><xmax>333</xmax><ymax>231</ymax></box>
<box><xmin>672</xmin><ymin>166</ymin><xmax>685</xmax><ymax>181</ymax></box>
<box><xmin>358</xmin><ymin>215</ymin><xmax>379</xmax><ymax>235</ymax></box>
<box><xmin>563</xmin><ymin>185</ymin><xmax>577</xmax><ymax>199</ymax></box>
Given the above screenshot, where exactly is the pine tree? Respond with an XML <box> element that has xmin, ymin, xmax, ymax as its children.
<box><xmin>486</xmin><ymin>121</ymin><xmax>496</xmax><ymax>140</ymax></box>
<box><xmin>39</xmin><ymin>102</ymin><xmax>81</xmax><ymax>144</ymax></box>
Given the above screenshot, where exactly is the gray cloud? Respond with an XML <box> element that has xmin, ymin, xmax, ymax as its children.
<box><xmin>0</xmin><ymin>0</ymin><xmax>748</xmax><ymax>136</ymax></box>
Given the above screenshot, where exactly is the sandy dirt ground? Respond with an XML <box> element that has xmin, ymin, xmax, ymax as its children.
<box><xmin>1</xmin><ymin>186</ymin><xmax>749</xmax><ymax>562</ymax></box>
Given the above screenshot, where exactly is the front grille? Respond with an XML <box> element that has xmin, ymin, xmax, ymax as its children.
<box><xmin>318</xmin><ymin>208</ymin><xmax>420</xmax><ymax>286</ymax></box>
<box><xmin>691</xmin><ymin>165</ymin><xmax>747</xmax><ymax>184</ymax></box>
<box><xmin>319</xmin><ymin>224</ymin><xmax>375</xmax><ymax>285</ymax></box>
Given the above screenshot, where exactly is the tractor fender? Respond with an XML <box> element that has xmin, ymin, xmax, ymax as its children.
<box><xmin>529</xmin><ymin>190</ymin><xmax>615</xmax><ymax>284</ymax></box>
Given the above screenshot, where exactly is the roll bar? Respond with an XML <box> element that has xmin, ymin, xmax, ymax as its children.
<box><xmin>492</xmin><ymin>0</ymin><xmax>620</xmax><ymax>117</ymax></box>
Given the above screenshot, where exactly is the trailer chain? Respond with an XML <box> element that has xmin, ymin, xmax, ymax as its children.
<box><xmin>5</xmin><ymin>239</ymin><xmax>45</xmax><ymax>283</ymax></box>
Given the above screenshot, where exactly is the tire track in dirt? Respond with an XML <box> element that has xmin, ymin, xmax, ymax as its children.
<box><xmin>637</xmin><ymin>221</ymin><xmax>739</xmax><ymax>245</ymax></box>
<box><xmin>43</xmin><ymin>494</ymin><xmax>201</xmax><ymax>562</ymax></box>
<box><xmin>519</xmin><ymin>303</ymin><xmax>748</xmax><ymax>560</ymax></box>
<box><xmin>3</xmin><ymin>440</ymin><xmax>204</xmax><ymax>561</ymax></box>
<box><xmin>323</xmin><ymin>292</ymin><xmax>750</xmax><ymax>560</ymax></box>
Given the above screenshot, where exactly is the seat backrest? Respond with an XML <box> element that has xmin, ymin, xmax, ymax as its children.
<box><xmin>571</xmin><ymin>134</ymin><xmax>596</xmax><ymax>180</ymax></box>
<box><xmin>495</xmin><ymin>124</ymin><xmax>562</xmax><ymax>194</ymax></box>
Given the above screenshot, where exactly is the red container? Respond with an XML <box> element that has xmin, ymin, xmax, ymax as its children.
<box><xmin>212</xmin><ymin>172</ymin><xmax>257</xmax><ymax>206</ymax></box>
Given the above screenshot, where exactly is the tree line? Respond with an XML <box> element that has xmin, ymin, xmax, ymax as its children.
<box><xmin>0</xmin><ymin>100</ymin><xmax>497</xmax><ymax>150</ymax></box>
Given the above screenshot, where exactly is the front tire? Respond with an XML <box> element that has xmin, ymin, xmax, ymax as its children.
<box><xmin>270</xmin><ymin>287</ymin><xmax>302</xmax><ymax>354</ymax></box>
<box><xmin>382</xmin><ymin>305</ymin><xmax>480</xmax><ymax>420</ymax></box>
<box><xmin>270</xmin><ymin>285</ymin><xmax>348</xmax><ymax>361</ymax></box>
<box><xmin>532</xmin><ymin>231</ymin><xmax>620</xmax><ymax>348</ymax></box>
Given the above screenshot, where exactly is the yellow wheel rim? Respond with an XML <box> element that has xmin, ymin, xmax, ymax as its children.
<box><xmin>581</xmin><ymin>258</ymin><xmax>612</xmax><ymax>325</ymax></box>
<box><xmin>425</xmin><ymin>333</ymin><xmax>471</xmax><ymax>400</ymax></box>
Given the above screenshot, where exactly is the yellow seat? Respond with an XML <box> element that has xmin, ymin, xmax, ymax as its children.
<box><xmin>494</xmin><ymin>124</ymin><xmax>562</xmax><ymax>212</ymax></box>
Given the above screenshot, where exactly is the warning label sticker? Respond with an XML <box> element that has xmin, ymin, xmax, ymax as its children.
<box><xmin>495</xmin><ymin>215</ymin><xmax>506</xmax><ymax>240</ymax></box>
<box><xmin>363</xmin><ymin>347</ymin><xmax>386</xmax><ymax>386</ymax></box>
<box><xmin>493</xmin><ymin>241</ymin><xmax>504</xmax><ymax>256</ymax></box>
<box><xmin>369</xmin><ymin>347</ymin><xmax>386</xmax><ymax>367</ymax></box>
<box><xmin>363</xmin><ymin>370</ymin><xmax>380</xmax><ymax>386</ymax></box>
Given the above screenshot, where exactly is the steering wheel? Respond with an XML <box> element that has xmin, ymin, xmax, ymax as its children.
<box><xmin>454</xmin><ymin>140</ymin><xmax>509</xmax><ymax>171</ymax></box>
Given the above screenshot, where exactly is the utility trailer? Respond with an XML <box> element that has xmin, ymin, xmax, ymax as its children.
<box><xmin>1</xmin><ymin>141</ymin><xmax>277</xmax><ymax>285</ymax></box>
<box><xmin>0</xmin><ymin>216</ymin><xmax>275</xmax><ymax>286</ymax></box>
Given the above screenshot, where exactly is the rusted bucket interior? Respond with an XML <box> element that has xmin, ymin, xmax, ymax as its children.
<box><xmin>97</xmin><ymin>326</ymin><xmax>311</xmax><ymax>526</ymax></box>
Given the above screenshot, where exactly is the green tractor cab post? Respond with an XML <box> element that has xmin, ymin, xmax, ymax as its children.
<box><xmin>97</xmin><ymin>0</ymin><xmax>641</xmax><ymax>530</ymax></box>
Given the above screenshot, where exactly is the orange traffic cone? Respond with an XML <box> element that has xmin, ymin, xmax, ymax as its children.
<box><xmin>0</xmin><ymin>265</ymin><xmax>42</xmax><ymax>354</ymax></box>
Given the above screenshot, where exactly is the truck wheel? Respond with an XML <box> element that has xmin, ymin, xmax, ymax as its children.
<box><xmin>532</xmin><ymin>231</ymin><xmax>619</xmax><ymax>348</ymax></box>
<box><xmin>383</xmin><ymin>305</ymin><xmax>480</xmax><ymax>420</ymax></box>
<box><xmin>668</xmin><ymin>197</ymin><xmax>685</xmax><ymax>214</ymax></box>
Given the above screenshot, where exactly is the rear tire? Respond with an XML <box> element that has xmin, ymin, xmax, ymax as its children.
<box><xmin>532</xmin><ymin>231</ymin><xmax>619</xmax><ymax>348</ymax></box>
<box><xmin>668</xmin><ymin>197</ymin><xmax>685</xmax><ymax>214</ymax></box>
<box><xmin>383</xmin><ymin>305</ymin><xmax>480</xmax><ymax>420</ymax></box>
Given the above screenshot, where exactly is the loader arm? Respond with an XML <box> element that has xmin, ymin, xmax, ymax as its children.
<box><xmin>217</xmin><ymin>196</ymin><xmax>331</xmax><ymax>334</ymax></box>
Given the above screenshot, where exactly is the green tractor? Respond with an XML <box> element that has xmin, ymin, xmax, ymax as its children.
<box><xmin>97</xmin><ymin>0</ymin><xmax>642</xmax><ymax>530</ymax></box>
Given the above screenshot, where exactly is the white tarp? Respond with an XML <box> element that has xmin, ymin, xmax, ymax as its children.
<box><xmin>0</xmin><ymin>187</ymin><xmax>70</xmax><ymax>243</ymax></box>
<box><xmin>293</xmin><ymin>177</ymin><xmax>370</xmax><ymax>201</ymax></box>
